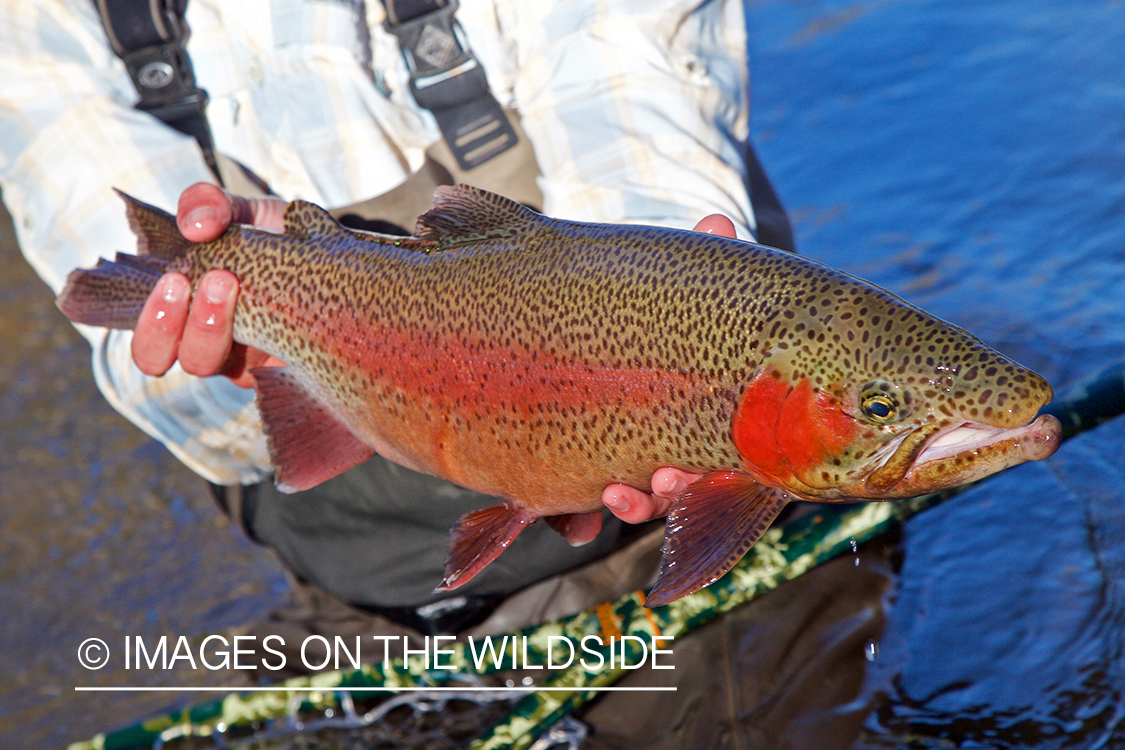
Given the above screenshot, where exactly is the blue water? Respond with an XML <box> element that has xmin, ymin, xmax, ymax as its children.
<box><xmin>747</xmin><ymin>0</ymin><xmax>1125</xmax><ymax>746</ymax></box>
<box><xmin>1</xmin><ymin>0</ymin><xmax>1123</xmax><ymax>747</ymax></box>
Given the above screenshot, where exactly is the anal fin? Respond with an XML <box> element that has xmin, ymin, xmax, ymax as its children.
<box><xmin>439</xmin><ymin>502</ymin><xmax>535</xmax><ymax>591</ymax></box>
<box><xmin>251</xmin><ymin>366</ymin><xmax>376</xmax><ymax>492</ymax></box>
<box><xmin>645</xmin><ymin>471</ymin><xmax>789</xmax><ymax>608</ymax></box>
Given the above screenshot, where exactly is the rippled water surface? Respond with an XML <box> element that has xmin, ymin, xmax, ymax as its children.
<box><xmin>748</xmin><ymin>0</ymin><xmax>1125</xmax><ymax>747</ymax></box>
<box><xmin>2</xmin><ymin>0</ymin><xmax>1124</xmax><ymax>747</ymax></box>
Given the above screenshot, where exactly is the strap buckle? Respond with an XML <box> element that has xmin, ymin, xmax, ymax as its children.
<box><xmin>122</xmin><ymin>41</ymin><xmax>209</xmax><ymax>121</ymax></box>
<box><xmin>385</xmin><ymin>0</ymin><xmax>472</xmax><ymax>84</ymax></box>
<box><xmin>97</xmin><ymin>0</ymin><xmax>221</xmax><ymax>181</ymax></box>
<box><xmin>384</xmin><ymin>0</ymin><xmax>518</xmax><ymax>171</ymax></box>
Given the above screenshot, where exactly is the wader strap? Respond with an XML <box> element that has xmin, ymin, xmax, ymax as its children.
<box><xmin>383</xmin><ymin>0</ymin><xmax>518</xmax><ymax>171</ymax></box>
<box><xmin>744</xmin><ymin>141</ymin><xmax>795</xmax><ymax>253</ymax></box>
<box><xmin>332</xmin><ymin>109</ymin><xmax>543</xmax><ymax>233</ymax></box>
<box><xmin>95</xmin><ymin>0</ymin><xmax>222</xmax><ymax>183</ymax></box>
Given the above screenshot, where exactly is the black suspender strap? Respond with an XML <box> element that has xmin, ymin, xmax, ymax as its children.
<box><xmin>383</xmin><ymin>0</ymin><xmax>518</xmax><ymax>171</ymax></box>
<box><xmin>94</xmin><ymin>0</ymin><xmax>222</xmax><ymax>183</ymax></box>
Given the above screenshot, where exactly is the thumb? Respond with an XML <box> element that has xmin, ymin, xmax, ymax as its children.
<box><xmin>177</xmin><ymin>183</ymin><xmax>234</xmax><ymax>242</ymax></box>
<box><xmin>177</xmin><ymin>183</ymin><xmax>287</xmax><ymax>241</ymax></box>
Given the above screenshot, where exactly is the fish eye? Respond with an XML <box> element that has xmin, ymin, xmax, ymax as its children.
<box><xmin>859</xmin><ymin>380</ymin><xmax>910</xmax><ymax>424</ymax></box>
<box><xmin>862</xmin><ymin>393</ymin><xmax>897</xmax><ymax>422</ymax></box>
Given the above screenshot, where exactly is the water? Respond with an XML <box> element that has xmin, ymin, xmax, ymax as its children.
<box><xmin>2</xmin><ymin>0</ymin><xmax>1124</xmax><ymax>746</ymax></box>
<box><xmin>0</xmin><ymin>208</ymin><xmax>288</xmax><ymax>742</ymax></box>
<box><xmin>747</xmin><ymin>0</ymin><xmax>1125</xmax><ymax>746</ymax></box>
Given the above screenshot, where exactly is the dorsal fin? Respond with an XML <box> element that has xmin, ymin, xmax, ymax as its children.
<box><xmin>415</xmin><ymin>184</ymin><xmax>541</xmax><ymax>247</ymax></box>
<box><xmin>283</xmin><ymin>200</ymin><xmax>348</xmax><ymax>239</ymax></box>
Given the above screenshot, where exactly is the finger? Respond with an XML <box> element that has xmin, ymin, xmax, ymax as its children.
<box><xmin>238</xmin><ymin>194</ymin><xmax>288</xmax><ymax>231</ymax></box>
<box><xmin>221</xmin><ymin>345</ymin><xmax>287</xmax><ymax>389</ymax></box>
<box><xmin>602</xmin><ymin>467</ymin><xmax>709</xmax><ymax>524</ymax></box>
<box><xmin>649</xmin><ymin>467</ymin><xmax>705</xmax><ymax>501</ymax></box>
<box><xmin>602</xmin><ymin>484</ymin><xmax>664</xmax><ymax>524</ymax></box>
<box><xmin>692</xmin><ymin>214</ymin><xmax>737</xmax><ymax>238</ymax></box>
<box><xmin>177</xmin><ymin>184</ymin><xmax>289</xmax><ymax>241</ymax></box>
<box><xmin>177</xmin><ymin>270</ymin><xmax>239</xmax><ymax>376</ymax></box>
<box><xmin>178</xmin><ymin>183</ymin><xmax>233</xmax><ymax>242</ymax></box>
<box><xmin>131</xmin><ymin>273</ymin><xmax>191</xmax><ymax>376</ymax></box>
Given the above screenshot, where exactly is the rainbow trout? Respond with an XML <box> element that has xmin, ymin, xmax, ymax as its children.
<box><xmin>58</xmin><ymin>185</ymin><xmax>1061</xmax><ymax>606</ymax></box>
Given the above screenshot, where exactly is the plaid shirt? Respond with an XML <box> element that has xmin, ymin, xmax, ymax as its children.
<box><xmin>1</xmin><ymin>0</ymin><xmax>756</xmax><ymax>484</ymax></box>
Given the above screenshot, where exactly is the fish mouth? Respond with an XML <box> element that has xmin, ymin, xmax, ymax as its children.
<box><xmin>864</xmin><ymin>413</ymin><xmax>1062</xmax><ymax>497</ymax></box>
<box><xmin>914</xmin><ymin>414</ymin><xmax>1061</xmax><ymax>465</ymax></box>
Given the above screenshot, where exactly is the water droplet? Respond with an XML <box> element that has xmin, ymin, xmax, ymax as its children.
<box><xmin>864</xmin><ymin>640</ymin><xmax>879</xmax><ymax>662</ymax></box>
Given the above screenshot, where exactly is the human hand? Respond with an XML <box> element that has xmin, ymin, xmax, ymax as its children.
<box><xmin>600</xmin><ymin>213</ymin><xmax>738</xmax><ymax>522</ymax></box>
<box><xmin>131</xmin><ymin>183</ymin><xmax>287</xmax><ymax>388</ymax></box>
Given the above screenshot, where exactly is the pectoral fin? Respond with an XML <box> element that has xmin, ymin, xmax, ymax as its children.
<box><xmin>251</xmin><ymin>366</ymin><xmax>376</xmax><ymax>492</ymax></box>
<box><xmin>645</xmin><ymin>472</ymin><xmax>789</xmax><ymax>608</ymax></box>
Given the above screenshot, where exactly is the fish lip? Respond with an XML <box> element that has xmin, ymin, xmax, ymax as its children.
<box><xmin>862</xmin><ymin>412</ymin><xmax>1062</xmax><ymax>496</ymax></box>
<box><xmin>912</xmin><ymin>413</ymin><xmax>1062</xmax><ymax>468</ymax></box>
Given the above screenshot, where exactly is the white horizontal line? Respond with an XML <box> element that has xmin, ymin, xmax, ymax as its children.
<box><xmin>75</xmin><ymin>686</ymin><xmax>675</xmax><ymax>692</ymax></box>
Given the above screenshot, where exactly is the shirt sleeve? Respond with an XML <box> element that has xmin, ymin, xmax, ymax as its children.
<box><xmin>0</xmin><ymin>0</ymin><xmax>271</xmax><ymax>485</ymax></box>
<box><xmin>482</xmin><ymin>0</ymin><xmax>757</xmax><ymax>239</ymax></box>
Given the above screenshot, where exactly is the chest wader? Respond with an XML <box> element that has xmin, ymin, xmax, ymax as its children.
<box><xmin>98</xmin><ymin>0</ymin><xmax>794</xmax><ymax>640</ymax></box>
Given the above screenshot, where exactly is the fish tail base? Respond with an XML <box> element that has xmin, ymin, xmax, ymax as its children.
<box><xmin>56</xmin><ymin>191</ymin><xmax>194</xmax><ymax>329</ymax></box>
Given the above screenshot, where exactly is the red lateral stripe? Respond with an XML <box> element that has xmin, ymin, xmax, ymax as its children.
<box><xmin>310</xmin><ymin>309</ymin><xmax>702</xmax><ymax>415</ymax></box>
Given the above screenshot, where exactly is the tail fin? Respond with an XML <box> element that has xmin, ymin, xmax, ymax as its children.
<box><xmin>57</xmin><ymin>253</ymin><xmax>162</xmax><ymax>329</ymax></box>
<box><xmin>115</xmin><ymin>189</ymin><xmax>192</xmax><ymax>260</ymax></box>
<box><xmin>56</xmin><ymin>191</ymin><xmax>192</xmax><ymax>329</ymax></box>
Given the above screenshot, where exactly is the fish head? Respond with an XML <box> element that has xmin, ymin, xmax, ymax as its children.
<box><xmin>731</xmin><ymin>276</ymin><xmax>1061</xmax><ymax>501</ymax></box>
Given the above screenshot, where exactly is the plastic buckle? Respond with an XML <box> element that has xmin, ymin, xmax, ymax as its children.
<box><xmin>122</xmin><ymin>40</ymin><xmax>218</xmax><ymax>180</ymax></box>
<box><xmin>385</xmin><ymin>0</ymin><xmax>472</xmax><ymax>81</ymax></box>
<box><xmin>385</xmin><ymin>0</ymin><xmax>517</xmax><ymax>170</ymax></box>
<box><xmin>122</xmin><ymin>40</ymin><xmax>207</xmax><ymax>115</ymax></box>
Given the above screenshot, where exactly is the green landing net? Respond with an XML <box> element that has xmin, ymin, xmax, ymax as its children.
<box><xmin>68</xmin><ymin>360</ymin><xmax>1125</xmax><ymax>750</ymax></box>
